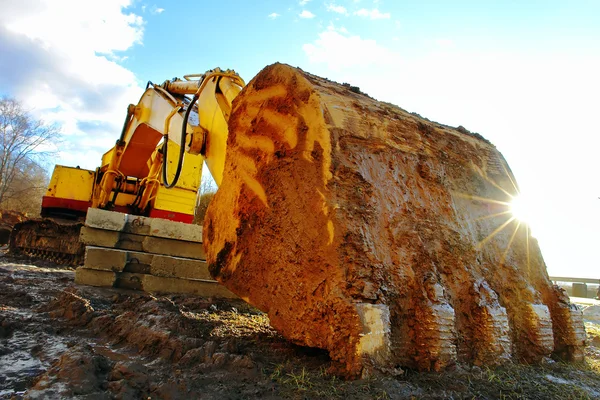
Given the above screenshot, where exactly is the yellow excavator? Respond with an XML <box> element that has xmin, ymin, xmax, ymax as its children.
<box><xmin>9</xmin><ymin>68</ymin><xmax>245</xmax><ymax>264</ymax></box>
<box><xmin>8</xmin><ymin>62</ymin><xmax>585</xmax><ymax>376</ymax></box>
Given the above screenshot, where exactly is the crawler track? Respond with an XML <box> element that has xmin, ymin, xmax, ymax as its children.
<box><xmin>9</xmin><ymin>219</ymin><xmax>84</xmax><ymax>266</ymax></box>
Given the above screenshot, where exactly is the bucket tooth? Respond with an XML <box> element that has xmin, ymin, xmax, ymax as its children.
<box><xmin>477</xmin><ymin>303</ymin><xmax>511</xmax><ymax>362</ymax></box>
<box><xmin>521</xmin><ymin>303</ymin><xmax>555</xmax><ymax>360</ymax></box>
<box><xmin>356</xmin><ymin>303</ymin><xmax>392</xmax><ymax>376</ymax></box>
<box><xmin>453</xmin><ymin>280</ymin><xmax>511</xmax><ymax>365</ymax></box>
<box><xmin>545</xmin><ymin>286</ymin><xmax>586</xmax><ymax>362</ymax></box>
<box><xmin>411</xmin><ymin>301</ymin><xmax>457</xmax><ymax>371</ymax></box>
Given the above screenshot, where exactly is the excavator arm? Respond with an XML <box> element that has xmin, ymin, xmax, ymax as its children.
<box><xmin>92</xmin><ymin>68</ymin><xmax>245</xmax><ymax>215</ymax></box>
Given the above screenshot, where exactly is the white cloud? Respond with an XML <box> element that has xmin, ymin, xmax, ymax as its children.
<box><xmin>326</xmin><ymin>23</ymin><xmax>348</xmax><ymax>34</ymax></box>
<box><xmin>299</xmin><ymin>0</ymin><xmax>311</xmax><ymax>5</ymax></box>
<box><xmin>299</xmin><ymin>10</ymin><xmax>315</xmax><ymax>19</ymax></box>
<box><xmin>303</xmin><ymin>30</ymin><xmax>399</xmax><ymax>70</ymax></box>
<box><xmin>151</xmin><ymin>6</ymin><xmax>164</xmax><ymax>14</ymax></box>
<box><xmin>5</xmin><ymin>1</ymin><xmax>143</xmax><ymax>54</ymax></box>
<box><xmin>0</xmin><ymin>0</ymin><xmax>145</xmax><ymax>170</ymax></box>
<box><xmin>435</xmin><ymin>38</ymin><xmax>454</xmax><ymax>48</ymax></box>
<box><xmin>354</xmin><ymin>8</ymin><xmax>391</xmax><ymax>19</ymax></box>
<box><xmin>327</xmin><ymin>4</ymin><xmax>348</xmax><ymax>15</ymax></box>
<box><xmin>268</xmin><ymin>12</ymin><xmax>280</xmax><ymax>19</ymax></box>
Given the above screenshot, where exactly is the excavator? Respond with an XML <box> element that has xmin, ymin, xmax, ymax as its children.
<box><xmin>9</xmin><ymin>62</ymin><xmax>586</xmax><ymax>377</ymax></box>
<box><xmin>9</xmin><ymin>68</ymin><xmax>245</xmax><ymax>265</ymax></box>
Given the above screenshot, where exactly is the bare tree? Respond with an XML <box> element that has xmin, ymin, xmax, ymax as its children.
<box><xmin>193</xmin><ymin>171</ymin><xmax>218</xmax><ymax>223</ymax></box>
<box><xmin>1</xmin><ymin>158</ymin><xmax>49</xmax><ymax>214</ymax></box>
<box><xmin>0</xmin><ymin>98</ymin><xmax>60</xmax><ymax>211</ymax></box>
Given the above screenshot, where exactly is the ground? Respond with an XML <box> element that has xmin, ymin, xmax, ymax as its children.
<box><xmin>1</xmin><ymin>254</ymin><xmax>600</xmax><ymax>399</ymax></box>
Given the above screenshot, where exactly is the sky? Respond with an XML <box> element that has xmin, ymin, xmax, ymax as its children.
<box><xmin>0</xmin><ymin>0</ymin><xmax>599</xmax><ymax>278</ymax></box>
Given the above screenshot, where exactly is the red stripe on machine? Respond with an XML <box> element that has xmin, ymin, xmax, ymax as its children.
<box><xmin>149</xmin><ymin>209</ymin><xmax>194</xmax><ymax>224</ymax></box>
<box><xmin>42</xmin><ymin>196</ymin><xmax>91</xmax><ymax>212</ymax></box>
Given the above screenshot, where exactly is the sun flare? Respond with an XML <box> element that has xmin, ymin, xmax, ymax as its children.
<box><xmin>509</xmin><ymin>195</ymin><xmax>530</xmax><ymax>222</ymax></box>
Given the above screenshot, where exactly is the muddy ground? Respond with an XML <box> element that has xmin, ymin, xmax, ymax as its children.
<box><xmin>1</xmin><ymin>255</ymin><xmax>600</xmax><ymax>399</ymax></box>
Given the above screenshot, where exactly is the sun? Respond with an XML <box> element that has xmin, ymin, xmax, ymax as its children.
<box><xmin>509</xmin><ymin>195</ymin><xmax>530</xmax><ymax>222</ymax></box>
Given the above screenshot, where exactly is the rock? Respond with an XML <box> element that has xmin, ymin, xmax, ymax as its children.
<box><xmin>28</xmin><ymin>345</ymin><xmax>111</xmax><ymax>397</ymax></box>
<box><xmin>178</xmin><ymin>347</ymin><xmax>206</xmax><ymax>366</ymax></box>
<box><xmin>230</xmin><ymin>355</ymin><xmax>255</xmax><ymax>369</ymax></box>
<box><xmin>44</xmin><ymin>289</ymin><xmax>95</xmax><ymax>326</ymax></box>
<box><xmin>583</xmin><ymin>305</ymin><xmax>600</xmax><ymax>321</ymax></box>
<box><xmin>211</xmin><ymin>352</ymin><xmax>229</xmax><ymax>366</ymax></box>
<box><xmin>108</xmin><ymin>361</ymin><xmax>149</xmax><ymax>388</ymax></box>
<box><xmin>139</xmin><ymin>274</ymin><xmax>236</xmax><ymax>298</ymax></box>
<box><xmin>0</xmin><ymin>317</ymin><xmax>16</xmax><ymax>338</ymax></box>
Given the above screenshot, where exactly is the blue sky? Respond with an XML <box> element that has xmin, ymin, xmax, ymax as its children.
<box><xmin>1</xmin><ymin>0</ymin><xmax>599</xmax><ymax>278</ymax></box>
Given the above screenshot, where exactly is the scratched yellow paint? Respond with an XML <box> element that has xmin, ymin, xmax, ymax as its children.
<box><xmin>327</xmin><ymin>220</ymin><xmax>335</xmax><ymax>245</ymax></box>
<box><xmin>228</xmin><ymin>68</ymin><xmax>338</xmax><ymax>250</ymax></box>
<box><xmin>298</xmin><ymin>93</ymin><xmax>333</xmax><ymax>184</ymax></box>
<box><xmin>258</xmin><ymin>109</ymin><xmax>299</xmax><ymax>149</ymax></box>
<box><xmin>215</xmin><ymin>65</ymin><xmax>344</xmax><ymax>257</ymax></box>
<box><xmin>208</xmin><ymin>65</ymin><xmax>350</xmax><ymax>284</ymax></box>
<box><xmin>235</xmin><ymin>105</ymin><xmax>260</xmax><ymax>129</ymax></box>
<box><xmin>236</xmin><ymin>133</ymin><xmax>275</xmax><ymax>153</ymax></box>
<box><xmin>228</xmin><ymin>252</ymin><xmax>243</xmax><ymax>275</ymax></box>
<box><xmin>227</xmin><ymin>83</ymin><xmax>300</xmax><ymax>208</ymax></box>
<box><xmin>316</xmin><ymin>191</ymin><xmax>334</xmax><ymax>245</ymax></box>
<box><xmin>235</xmin><ymin>152</ymin><xmax>268</xmax><ymax>207</ymax></box>
<box><xmin>246</xmin><ymin>84</ymin><xmax>287</xmax><ymax>103</ymax></box>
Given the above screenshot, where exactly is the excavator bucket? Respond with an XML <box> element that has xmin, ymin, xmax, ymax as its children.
<box><xmin>204</xmin><ymin>63</ymin><xmax>585</xmax><ymax>377</ymax></box>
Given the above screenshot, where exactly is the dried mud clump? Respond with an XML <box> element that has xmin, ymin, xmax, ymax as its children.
<box><xmin>204</xmin><ymin>63</ymin><xmax>585</xmax><ymax>377</ymax></box>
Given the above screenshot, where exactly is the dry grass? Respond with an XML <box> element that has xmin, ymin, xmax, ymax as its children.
<box><xmin>267</xmin><ymin>358</ymin><xmax>600</xmax><ymax>399</ymax></box>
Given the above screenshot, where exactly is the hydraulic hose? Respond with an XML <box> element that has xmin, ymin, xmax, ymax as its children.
<box><xmin>119</xmin><ymin>106</ymin><xmax>134</xmax><ymax>143</ymax></box>
<box><xmin>162</xmin><ymin>94</ymin><xmax>198</xmax><ymax>188</ymax></box>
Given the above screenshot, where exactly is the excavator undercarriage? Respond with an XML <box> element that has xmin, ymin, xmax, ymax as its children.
<box><xmin>10</xmin><ymin>219</ymin><xmax>85</xmax><ymax>266</ymax></box>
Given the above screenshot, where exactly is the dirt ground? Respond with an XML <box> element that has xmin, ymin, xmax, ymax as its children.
<box><xmin>2</xmin><ymin>254</ymin><xmax>600</xmax><ymax>399</ymax></box>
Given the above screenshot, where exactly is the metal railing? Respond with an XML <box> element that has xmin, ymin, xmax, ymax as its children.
<box><xmin>550</xmin><ymin>277</ymin><xmax>600</xmax><ymax>285</ymax></box>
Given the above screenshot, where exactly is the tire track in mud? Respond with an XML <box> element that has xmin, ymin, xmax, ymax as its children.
<box><xmin>2</xmin><ymin>256</ymin><xmax>600</xmax><ymax>399</ymax></box>
<box><xmin>0</xmin><ymin>258</ymin><xmax>331</xmax><ymax>399</ymax></box>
